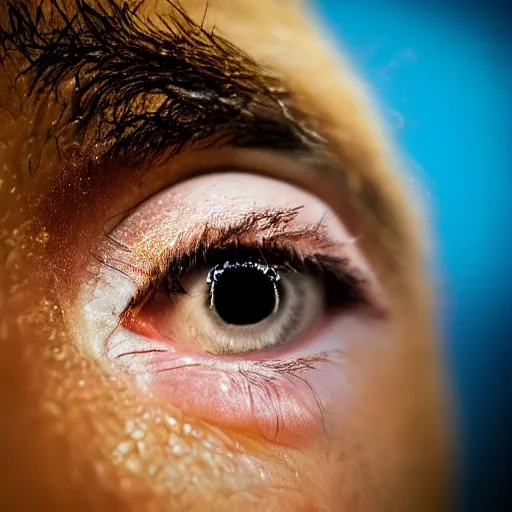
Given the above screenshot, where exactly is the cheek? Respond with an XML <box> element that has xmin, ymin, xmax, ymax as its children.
<box><xmin>12</xmin><ymin>309</ymin><xmax>321</xmax><ymax>509</ymax></box>
<box><xmin>107</xmin><ymin>312</ymin><xmax>396</xmax><ymax>451</ymax></box>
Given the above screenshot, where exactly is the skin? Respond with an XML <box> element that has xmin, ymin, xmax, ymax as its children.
<box><xmin>0</xmin><ymin>1</ymin><xmax>452</xmax><ymax>510</ymax></box>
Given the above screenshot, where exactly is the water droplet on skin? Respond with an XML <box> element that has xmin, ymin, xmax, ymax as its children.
<box><xmin>136</xmin><ymin>440</ymin><xmax>146</xmax><ymax>455</ymax></box>
<box><xmin>52</xmin><ymin>347</ymin><xmax>65</xmax><ymax>361</ymax></box>
<box><xmin>114</xmin><ymin>440</ymin><xmax>133</xmax><ymax>456</ymax></box>
<box><xmin>124</xmin><ymin>419</ymin><xmax>135</xmax><ymax>435</ymax></box>
<box><xmin>171</xmin><ymin>443</ymin><xmax>183</xmax><ymax>455</ymax></box>
<box><xmin>168</xmin><ymin>433</ymin><xmax>184</xmax><ymax>455</ymax></box>
<box><xmin>131</xmin><ymin>429</ymin><xmax>144</xmax><ymax>440</ymax></box>
<box><xmin>124</xmin><ymin>458</ymin><xmax>140</xmax><ymax>473</ymax></box>
<box><xmin>35</xmin><ymin>230</ymin><xmax>49</xmax><ymax>244</ymax></box>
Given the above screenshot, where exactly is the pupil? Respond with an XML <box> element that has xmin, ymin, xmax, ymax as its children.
<box><xmin>212</xmin><ymin>265</ymin><xmax>277</xmax><ymax>325</ymax></box>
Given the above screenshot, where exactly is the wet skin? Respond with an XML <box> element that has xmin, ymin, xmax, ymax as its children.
<box><xmin>0</xmin><ymin>1</ymin><xmax>452</xmax><ymax>511</ymax></box>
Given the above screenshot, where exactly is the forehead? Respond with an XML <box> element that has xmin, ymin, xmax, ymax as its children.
<box><xmin>17</xmin><ymin>0</ymin><xmax>307</xmax><ymax>25</ymax></box>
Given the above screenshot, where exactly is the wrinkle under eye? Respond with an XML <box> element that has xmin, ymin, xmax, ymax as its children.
<box><xmin>77</xmin><ymin>172</ymin><xmax>389</xmax><ymax>447</ymax></box>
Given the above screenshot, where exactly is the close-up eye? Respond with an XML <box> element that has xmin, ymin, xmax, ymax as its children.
<box><xmin>77</xmin><ymin>172</ymin><xmax>388</xmax><ymax>446</ymax></box>
<box><xmin>10</xmin><ymin>0</ymin><xmax>503</xmax><ymax>507</ymax></box>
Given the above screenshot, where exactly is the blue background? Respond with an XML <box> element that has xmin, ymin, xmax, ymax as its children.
<box><xmin>315</xmin><ymin>1</ymin><xmax>511</xmax><ymax>509</ymax></box>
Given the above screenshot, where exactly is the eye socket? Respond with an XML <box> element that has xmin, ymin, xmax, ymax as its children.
<box><xmin>78</xmin><ymin>172</ymin><xmax>388</xmax><ymax>446</ymax></box>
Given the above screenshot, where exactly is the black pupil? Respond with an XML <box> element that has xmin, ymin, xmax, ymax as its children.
<box><xmin>212</xmin><ymin>266</ymin><xmax>277</xmax><ymax>325</ymax></box>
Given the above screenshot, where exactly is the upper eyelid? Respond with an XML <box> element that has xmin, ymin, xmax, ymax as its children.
<box><xmin>98</xmin><ymin>209</ymin><xmax>382</xmax><ymax>326</ymax></box>
<box><xmin>100</xmin><ymin>207</ymin><xmax>346</xmax><ymax>303</ymax></box>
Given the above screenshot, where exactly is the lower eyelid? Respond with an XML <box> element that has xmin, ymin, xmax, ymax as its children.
<box><xmin>108</xmin><ymin>330</ymin><xmax>335</xmax><ymax>448</ymax></box>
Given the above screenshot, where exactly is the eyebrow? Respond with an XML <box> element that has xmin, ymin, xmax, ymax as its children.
<box><xmin>0</xmin><ymin>0</ymin><xmax>327</xmax><ymax>171</ymax></box>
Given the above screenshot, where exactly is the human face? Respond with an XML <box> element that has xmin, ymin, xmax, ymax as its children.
<box><xmin>0</xmin><ymin>1</ymin><xmax>451</xmax><ymax>510</ymax></box>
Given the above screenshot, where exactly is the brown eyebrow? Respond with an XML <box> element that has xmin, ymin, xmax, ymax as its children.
<box><xmin>0</xmin><ymin>0</ymin><xmax>328</xmax><ymax>172</ymax></box>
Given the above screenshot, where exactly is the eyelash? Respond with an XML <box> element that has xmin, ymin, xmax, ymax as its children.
<box><xmin>106</xmin><ymin>239</ymin><xmax>369</xmax><ymax>334</ymax></box>
<box><xmin>164</xmin><ymin>244</ymin><xmax>366</xmax><ymax>306</ymax></box>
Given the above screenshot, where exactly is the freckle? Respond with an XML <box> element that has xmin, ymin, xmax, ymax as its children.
<box><xmin>120</xmin><ymin>477</ymin><xmax>133</xmax><ymax>491</ymax></box>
